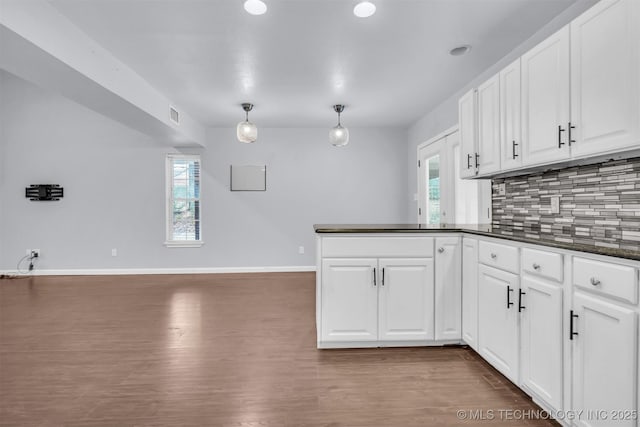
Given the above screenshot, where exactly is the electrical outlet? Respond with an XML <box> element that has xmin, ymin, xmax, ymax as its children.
<box><xmin>550</xmin><ymin>195</ymin><xmax>561</xmax><ymax>214</ymax></box>
<box><xmin>111</xmin><ymin>248</ymin><xmax>118</xmax><ymax>257</ymax></box>
<box><xmin>497</xmin><ymin>183</ymin><xmax>506</xmax><ymax>196</ymax></box>
<box><xmin>31</xmin><ymin>249</ymin><xmax>40</xmax><ymax>258</ymax></box>
<box><xmin>298</xmin><ymin>246</ymin><xmax>305</xmax><ymax>255</ymax></box>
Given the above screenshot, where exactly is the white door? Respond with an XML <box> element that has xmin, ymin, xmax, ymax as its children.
<box><xmin>572</xmin><ymin>292</ymin><xmax>637</xmax><ymax>427</ymax></box>
<box><xmin>462</xmin><ymin>238</ymin><xmax>479</xmax><ymax>351</ymax></box>
<box><xmin>435</xmin><ymin>237</ymin><xmax>462</xmax><ymax>340</ymax></box>
<box><xmin>570</xmin><ymin>0</ymin><xmax>640</xmax><ymax>159</ymax></box>
<box><xmin>459</xmin><ymin>89</ymin><xmax>477</xmax><ymax>178</ymax></box>
<box><xmin>378</xmin><ymin>258</ymin><xmax>434</xmax><ymax>342</ymax></box>
<box><xmin>477</xmin><ymin>74</ymin><xmax>501</xmax><ymax>176</ymax></box>
<box><xmin>521</xmin><ymin>26</ymin><xmax>571</xmax><ymax>167</ymax></box>
<box><xmin>520</xmin><ymin>276</ymin><xmax>563</xmax><ymax>412</ymax></box>
<box><xmin>500</xmin><ymin>59</ymin><xmax>523</xmax><ymax>171</ymax></box>
<box><xmin>320</xmin><ymin>258</ymin><xmax>378</xmax><ymax>343</ymax></box>
<box><xmin>478</xmin><ymin>265</ymin><xmax>520</xmax><ymax>383</ymax></box>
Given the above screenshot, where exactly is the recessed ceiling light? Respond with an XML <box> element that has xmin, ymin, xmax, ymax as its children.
<box><xmin>353</xmin><ymin>1</ymin><xmax>376</xmax><ymax>18</ymax></box>
<box><xmin>449</xmin><ymin>45</ymin><xmax>471</xmax><ymax>56</ymax></box>
<box><xmin>244</xmin><ymin>0</ymin><xmax>267</xmax><ymax>16</ymax></box>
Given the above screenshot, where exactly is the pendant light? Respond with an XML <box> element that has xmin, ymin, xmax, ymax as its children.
<box><xmin>237</xmin><ymin>103</ymin><xmax>257</xmax><ymax>143</ymax></box>
<box><xmin>329</xmin><ymin>104</ymin><xmax>349</xmax><ymax>147</ymax></box>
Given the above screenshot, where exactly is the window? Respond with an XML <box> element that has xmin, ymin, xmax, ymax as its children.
<box><xmin>166</xmin><ymin>154</ymin><xmax>202</xmax><ymax>247</ymax></box>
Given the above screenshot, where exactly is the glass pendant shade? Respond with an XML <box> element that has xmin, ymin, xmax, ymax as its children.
<box><xmin>237</xmin><ymin>103</ymin><xmax>257</xmax><ymax>143</ymax></box>
<box><xmin>237</xmin><ymin>120</ymin><xmax>257</xmax><ymax>143</ymax></box>
<box><xmin>329</xmin><ymin>104</ymin><xmax>349</xmax><ymax>146</ymax></box>
<box><xmin>329</xmin><ymin>124</ymin><xmax>349</xmax><ymax>147</ymax></box>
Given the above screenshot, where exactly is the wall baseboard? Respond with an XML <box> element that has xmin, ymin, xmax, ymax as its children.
<box><xmin>0</xmin><ymin>265</ymin><xmax>317</xmax><ymax>277</ymax></box>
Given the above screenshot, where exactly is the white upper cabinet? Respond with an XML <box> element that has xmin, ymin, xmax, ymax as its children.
<box><xmin>477</xmin><ymin>74</ymin><xmax>501</xmax><ymax>176</ymax></box>
<box><xmin>459</xmin><ymin>89</ymin><xmax>478</xmax><ymax>178</ymax></box>
<box><xmin>570</xmin><ymin>0</ymin><xmax>640</xmax><ymax>159</ymax></box>
<box><xmin>521</xmin><ymin>26</ymin><xmax>571</xmax><ymax>167</ymax></box>
<box><xmin>500</xmin><ymin>59</ymin><xmax>522</xmax><ymax>171</ymax></box>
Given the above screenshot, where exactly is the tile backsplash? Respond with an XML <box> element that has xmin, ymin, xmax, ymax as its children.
<box><xmin>492</xmin><ymin>157</ymin><xmax>640</xmax><ymax>251</ymax></box>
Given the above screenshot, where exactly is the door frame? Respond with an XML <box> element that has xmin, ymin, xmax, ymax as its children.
<box><xmin>417</xmin><ymin>125</ymin><xmax>458</xmax><ymax>224</ymax></box>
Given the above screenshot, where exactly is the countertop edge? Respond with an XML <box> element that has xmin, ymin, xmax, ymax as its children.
<box><xmin>313</xmin><ymin>225</ymin><xmax>640</xmax><ymax>262</ymax></box>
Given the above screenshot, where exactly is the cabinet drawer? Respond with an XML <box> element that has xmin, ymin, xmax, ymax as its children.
<box><xmin>573</xmin><ymin>257</ymin><xmax>638</xmax><ymax>304</ymax></box>
<box><xmin>322</xmin><ymin>237</ymin><xmax>434</xmax><ymax>258</ymax></box>
<box><xmin>479</xmin><ymin>240</ymin><xmax>519</xmax><ymax>274</ymax></box>
<box><xmin>522</xmin><ymin>248</ymin><xmax>564</xmax><ymax>283</ymax></box>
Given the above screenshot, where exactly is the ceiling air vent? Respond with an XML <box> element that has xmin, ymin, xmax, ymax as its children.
<box><xmin>169</xmin><ymin>106</ymin><xmax>180</xmax><ymax>125</ymax></box>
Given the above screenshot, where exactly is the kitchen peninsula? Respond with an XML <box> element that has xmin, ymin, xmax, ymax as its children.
<box><xmin>314</xmin><ymin>223</ymin><xmax>640</xmax><ymax>426</ymax></box>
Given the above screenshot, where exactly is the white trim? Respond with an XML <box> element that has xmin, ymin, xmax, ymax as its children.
<box><xmin>164</xmin><ymin>241</ymin><xmax>205</xmax><ymax>248</ymax></box>
<box><xmin>416</xmin><ymin>124</ymin><xmax>459</xmax><ymax>151</ymax></box>
<box><xmin>0</xmin><ymin>266</ymin><xmax>316</xmax><ymax>276</ymax></box>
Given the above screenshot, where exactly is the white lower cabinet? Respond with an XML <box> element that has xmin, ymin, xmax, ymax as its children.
<box><xmin>572</xmin><ymin>292</ymin><xmax>638</xmax><ymax>427</ymax></box>
<box><xmin>520</xmin><ymin>275</ymin><xmax>564</xmax><ymax>412</ymax></box>
<box><xmin>462</xmin><ymin>238</ymin><xmax>479</xmax><ymax>350</ymax></box>
<box><xmin>320</xmin><ymin>257</ymin><xmax>433</xmax><ymax>346</ymax></box>
<box><xmin>320</xmin><ymin>258</ymin><xmax>379</xmax><ymax>343</ymax></box>
<box><xmin>378</xmin><ymin>258</ymin><xmax>434</xmax><ymax>341</ymax></box>
<box><xmin>435</xmin><ymin>237</ymin><xmax>462</xmax><ymax>340</ymax></box>
<box><xmin>478</xmin><ymin>264</ymin><xmax>520</xmax><ymax>384</ymax></box>
<box><xmin>318</xmin><ymin>232</ymin><xmax>640</xmax><ymax>426</ymax></box>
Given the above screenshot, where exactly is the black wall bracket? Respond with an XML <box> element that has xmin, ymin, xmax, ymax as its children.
<box><xmin>25</xmin><ymin>184</ymin><xmax>64</xmax><ymax>201</ymax></box>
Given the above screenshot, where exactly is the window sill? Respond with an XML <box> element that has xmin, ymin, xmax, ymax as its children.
<box><xmin>164</xmin><ymin>241</ymin><xmax>204</xmax><ymax>248</ymax></box>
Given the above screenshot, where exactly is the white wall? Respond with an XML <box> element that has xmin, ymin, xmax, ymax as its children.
<box><xmin>0</xmin><ymin>71</ymin><xmax>408</xmax><ymax>271</ymax></box>
<box><xmin>405</xmin><ymin>0</ymin><xmax>598</xmax><ymax>221</ymax></box>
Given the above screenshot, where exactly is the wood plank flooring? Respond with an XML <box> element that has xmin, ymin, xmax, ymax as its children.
<box><xmin>0</xmin><ymin>273</ymin><xmax>557</xmax><ymax>426</ymax></box>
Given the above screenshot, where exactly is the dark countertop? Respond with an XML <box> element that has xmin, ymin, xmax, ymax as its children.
<box><xmin>313</xmin><ymin>224</ymin><xmax>640</xmax><ymax>262</ymax></box>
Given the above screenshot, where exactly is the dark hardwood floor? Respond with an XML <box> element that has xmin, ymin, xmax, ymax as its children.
<box><xmin>0</xmin><ymin>273</ymin><xmax>557</xmax><ymax>426</ymax></box>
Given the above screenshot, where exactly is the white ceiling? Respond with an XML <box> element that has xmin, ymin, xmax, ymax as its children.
<box><xmin>48</xmin><ymin>0</ymin><xmax>580</xmax><ymax>128</ymax></box>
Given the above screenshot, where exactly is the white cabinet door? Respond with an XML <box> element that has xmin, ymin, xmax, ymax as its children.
<box><xmin>570</xmin><ymin>0</ymin><xmax>640</xmax><ymax>159</ymax></box>
<box><xmin>521</xmin><ymin>26</ymin><xmax>571</xmax><ymax>167</ymax></box>
<box><xmin>378</xmin><ymin>258</ymin><xmax>434</xmax><ymax>341</ymax></box>
<box><xmin>572</xmin><ymin>292</ymin><xmax>638</xmax><ymax>427</ymax></box>
<box><xmin>462</xmin><ymin>238</ymin><xmax>479</xmax><ymax>350</ymax></box>
<box><xmin>477</xmin><ymin>74</ymin><xmax>501</xmax><ymax>176</ymax></box>
<box><xmin>500</xmin><ymin>59</ymin><xmax>522</xmax><ymax>171</ymax></box>
<box><xmin>435</xmin><ymin>237</ymin><xmax>461</xmax><ymax>340</ymax></box>
<box><xmin>459</xmin><ymin>89</ymin><xmax>477</xmax><ymax>178</ymax></box>
<box><xmin>320</xmin><ymin>258</ymin><xmax>378</xmax><ymax>343</ymax></box>
<box><xmin>478</xmin><ymin>265</ymin><xmax>520</xmax><ymax>383</ymax></box>
<box><xmin>520</xmin><ymin>276</ymin><xmax>564</xmax><ymax>412</ymax></box>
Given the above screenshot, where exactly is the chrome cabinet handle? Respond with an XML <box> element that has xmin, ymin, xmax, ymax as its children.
<box><xmin>438</xmin><ymin>247</ymin><xmax>445</xmax><ymax>253</ymax></box>
<box><xmin>590</xmin><ymin>277</ymin><xmax>601</xmax><ymax>286</ymax></box>
<box><xmin>491</xmin><ymin>253</ymin><xmax>497</xmax><ymax>259</ymax></box>
<box><xmin>373</xmin><ymin>268</ymin><xmax>377</xmax><ymax>286</ymax></box>
<box><xmin>381</xmin><ymin>268</ymin><xmax>385</xmax><ymax>286</ymax></box>
<box><xmin>532</xmin><ymin>263</ymin><xmax>541</xmax><ymax>270</ymax></box>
